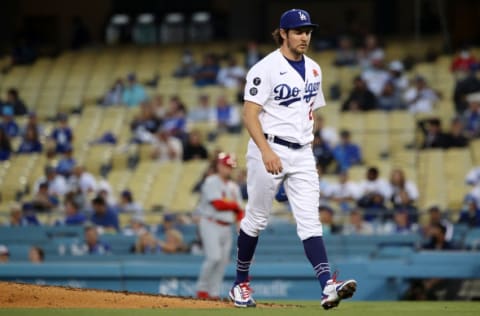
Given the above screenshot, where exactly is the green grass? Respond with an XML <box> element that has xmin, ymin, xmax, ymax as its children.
<box><xmin>1</xmin><ymin>302</ymin><xmax>480</xmax><ymax>316</ymax></box>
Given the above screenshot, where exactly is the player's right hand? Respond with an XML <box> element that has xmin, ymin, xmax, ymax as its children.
<box><xmin>262</xmin><ymin>149</ymin><xmax>283</xmax><ymax>175</ymax></box>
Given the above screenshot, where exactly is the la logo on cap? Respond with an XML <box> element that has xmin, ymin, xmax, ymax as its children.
<box><xmin>299</xmin><ymin>11</ymin><xmax>307</xmax><ymax>21</ymax></box>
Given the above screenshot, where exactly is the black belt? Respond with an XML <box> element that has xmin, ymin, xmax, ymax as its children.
<box><xmin>264</xmin><ymin>133</ymin><xmax>303</xmax><ymax>150</ymax></box>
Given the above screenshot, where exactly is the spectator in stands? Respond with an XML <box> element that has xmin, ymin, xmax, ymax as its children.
<box><xmin>404</xmin><ymin>76</ymin><xmax>439</xmax><ymax>114</ymax></box>
<box><xmin>50</xmin><ymin>113</ymin><xmax>73</xmax><ymax>154</ymax></box>
<box><xmin>319</xmin><ymin>206</ymin><xmax>342</xmax><ymax>235</ymax></box>
<box><xmin>117</xmin><ymin>190</ymin><xmax>143</xmax><ymax>216</ymax></box>
<box><xmin>29</xmin><ymin>246</ymin><xmax>45</xmax><ymax>263</ymax></box>
<box><xmin>341</xmin><ymin>76</ymin><xmax>377</xmax><ymax>111</ymax></box>
<box><xmin>420</xmin><ymin>118</ymin><xmax>449</xmax><ymax>149</ymax></box>
<box><xmin>451</xmin><ymin>47</ymin><xmax>477</xmax><ymax>75</ymax></box>
<box><xmin>333</xmin><ymin>36</ymin><xmax>357</xmax><ymax>67</ymax></box>
<box><xmin>68</xmin><ymin>165</ymin><xmax>97</xmax><ymax>195</ymax></box>
<box><xmin>71</xmin><ymin>225</ymin><xmax>111</xmax><ymax>255</ymax></box>
<box><xmin>17</xmin><ymin>124</ymin><xmax>42</xmax><ymax>154</ymax></box>
<box><xmin>1</xmin><ymin>88</ymin><xmax>28</xmax><ymax>116</ymax></box>
<box><xmin>0</xmin><ymin>245</ymin><xmax>9</xmax><ymax>263</ymax></box>
<box><xmin>161</xmin><ymin>96</ymin><xmax>188</xmax><ymax>138</ymax></box>
<box><xmin>130</xmin><ymin>102</ymin><xmax>161</xmax><ymax>144</ymax></box>
<box><xmin>173</xmin><ymin>49</ymin><xmax>196</xmax><ymax>78</ymax></box>
<box><xmin>322</xmin><ymin>171</ymin><xmax>359</xmax><ymax>212</ymax></box>
<box><xmin>6</xmin><ymin>205</ymin><xmax>25</xmax><ymax>226</ymax></box>
<box><xmin>0</xmin><ymin>106</ymin><xmax>20</xmax><ymax>137</ymax></box>
<box><xmin>356</xmin><ymin>167</ymin><xmax>391</xmax><ymax>221</ymax></box>
<box><xmin>361</xmin><ymin>52</ymin><xmax>390</xmax><ymax>97</ymax></box>
<box><xmin>158</xmin><ymin>213</ymin><xmax>180</xmax><ymax>234</ymax></box>
<box><xmin>183</xmin><ymin>130</ymin><xmax>208</xmax><ymax>161</ymax></box>
<box><xmin>332</xmin><ymin>130</ymin><xmax>362</xmax><ymax>172</ymax></box>
<box><xmin>388</xmin><ymin>169</ymin><xmax>419</xmax><ymax>211</ymax></box>
<box><xmin>423</xmin><ymin>206</ymin><xmax>454</xmax><ymax>242</ymax></box>
<box><xmin>244</xmin><ymin>41</ymin><xmax>263</xmax><ymax>69</ymax></box>
<box><xmin>381</xmin><ymin>208</ymin><xmax>418</xmax><ymax>235</ymax></box>
<box><xmin>342</xmin><ymin>208</ymin><xmax>375</xmax><ymax>235</ymax></box>
<box><xmin>161</xmin><ymin>228</ymin><xmax>188</xmax><ymax>253</ymax></box>
<box><xmin>151</xmin><ymin>129</ymin><xmax>183</xmax><ymax>162</ymax></box>
<box><xmin>188</xmin><ymin>94</ymin><xmax>215</xmax><ymax>123</ymax></box>
<box><xmin>461</xmin><ymin>92</ymin><xmax>480</xmax><ymax>138</ymax></box>
<box><xmin>22</xmin><ymin>203</ymin><xmax>41</xmax><ymax>225</ymax></box>
<box><xmin>7</xmin><ymin>203</ymin><xmax>39</xmax><ymax>227</ymax></box>
<box><xmin>422</xmin><ymin>223</ymin><xmax>454</xmax><ymax>250</ymax></box>
<box><xmin>357</xmin><ymin>34</ymin><xmax>384</xmax><ymax>70</ymax></box>
<box><xmin>122</xmin><ymin>215</ymin><xmax>148</xmax><ymax>237</ymax></box>
<box><xmin>387</xmin><ymin>61</ymin><xmax>409</xmax><ymax>93</ymax></box>
<box><xmin>403</xmin><ymin>223</ymin><xmax>460</xmax><ymax>301</ymax></box>
<box><xmin>101</xmin><ymin>78</ymin><xmax>124</xmax><ymax>106</ymax></box>
<box><xmin>90</xmin><ymin>196</ymin><xmax>119</xmax><ymax>232</ymax></box>
<box><xmin>61</xmin><ymin>199</ymin><xmax>87</xmax><ymax>226</ymax></box>
<box><xmin>33</xmin><ymin>166</ymin><xmax>68</xmax><ymax>197</ymax></box>
<box><xmin>453</xmin><ymin>70</ymin><xmax>480</xmax><ymax>114</ymax></box>
<box><xmin>465</xmin><ymin>166</ymin><xmax>480</xmax><ymax>186</ymax></box>
<box><xmin>56</xmin><ymin>145</ymin><xmax>76</xmax><ymax>177</ymax></box>
<box><xmin>377</xmin><ymin>80</ymin><xmax>405</xmax><ymax>111</ymax></box>
<box><xmin>214</xmin><ymin>95</ymin><xmax>241</xmax><ymax>134</ymax></box>
<box><xmin>122</xmin><ymin>73</ymin><xmax>148</xmax><ymax>107</ymax></box>
<box><xmin>96</xmin><ymin>178</ymin><xmax>116</xmax><ymax>207</ymax></box>
<box><xmin>30</xmin><ymin>181</ymin><xmax>59</xmax><ymax>212</ymax></box>
<box><xmin>22</xmin><ymin>111</ymin><xmax>44</xmax><ymax>139</ymax></box>
<box><xmin>457</xmin><ymin>198</ymin><xmax>480</xmax><ymax>228</ymax></box>
<box><xmin>133</xmin><ymin>229</ymin><xmax>187</xmax><ymax>254</ymax></box>
<box><xmin>217</xmin><ymin>56</ymin><xmax>246</xmax><ymax>89</ymax></box>
<box><xmin>193</xmin><ymin>53</ymin><xmax>220</xmax><ymax>87</ymax></box>
<box><xmin>133</xmin><ymin>231</ymin><xmax>161</xmax><ymax>254</ymax></box>
<box><xmin>314</xmin><ymin>114</ymin><xmax>338</xmax><ymax>147</ymax></box>
<box><xmin>151</xmin><ymin>95</ymin><xmax>167</xmax><ymax>120</ymax></box>
<box><xmin>0</xmin><ymin>128</ymin><xmax>12</xmax><ymax>161</ymax></box>
<box><xmin>312</xmin><ymin>134</ymin><xmax>334</xmax><ymax>173</ymax></box>
<box><xmin>444</xmin><ymin>117</ymin><xmax>469</xmax><ymax>148</ymax></box>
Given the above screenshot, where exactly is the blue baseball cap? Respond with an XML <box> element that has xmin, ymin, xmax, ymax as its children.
<box><xmin>280</xmin><ymin>9</ymin><xmax>318</xmax><ymax>29</ymax></box>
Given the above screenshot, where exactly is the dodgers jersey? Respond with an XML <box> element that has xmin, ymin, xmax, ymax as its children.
<box><xmin>198</xmin><ymin>174</ymin><xmax>243</xmax><ymax>224</ymax></box>
<box><xmin>244</xmin><ymin>49</ymin><xmax>326</xmax><ymax>145</ymax></box>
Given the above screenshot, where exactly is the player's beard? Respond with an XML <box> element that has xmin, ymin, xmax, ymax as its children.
<box><xmin>286</xmin><ymin>39</ymin><xmax>309</xmax><ymax>58</ymax></box>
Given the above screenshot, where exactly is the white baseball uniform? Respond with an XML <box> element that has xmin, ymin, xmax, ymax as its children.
<box><xmin>197</xmin><ymin>174</ymin><xmax>242</xmax><ymax>297</ymax></box>
<box><xmin>241</xmin><ymin>49</ymin><xmax>326</xmax><ymax>241</ymax></box>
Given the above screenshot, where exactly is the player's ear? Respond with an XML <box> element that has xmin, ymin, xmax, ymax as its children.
<box><xmin>280</xmin><ymin>28</ymin><xmax>288</xmax><ymax>40</ymax></box>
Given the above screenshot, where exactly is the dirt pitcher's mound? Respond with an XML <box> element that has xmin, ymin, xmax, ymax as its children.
<box><xmin>0</xmin><ymin>282</ymin><xmax>235</xmax><ymax>309</ymax></box>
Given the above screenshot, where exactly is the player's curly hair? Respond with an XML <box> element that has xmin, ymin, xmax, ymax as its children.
<box><xmin>272</xmin><ymin>28</ymin><xmax>284</xmax><ymax>46</ymax></box>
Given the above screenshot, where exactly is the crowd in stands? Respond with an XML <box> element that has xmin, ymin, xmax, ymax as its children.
<box><xmin>1</xmin><ymin>32</ymin><xmax>480</xmax><ymax>269</ymax></box>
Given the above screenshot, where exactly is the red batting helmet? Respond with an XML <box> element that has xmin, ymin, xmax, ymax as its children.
<box><xmin>217</xmin><ymin>152</ymin><xmax>237</xmax><ymax>168</ymax></box>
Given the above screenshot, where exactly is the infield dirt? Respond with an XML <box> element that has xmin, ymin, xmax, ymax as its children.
<box><xmin>0</xmin><ymin>282</ymin><xmax>236</xmax><ymax>309</ymax></box>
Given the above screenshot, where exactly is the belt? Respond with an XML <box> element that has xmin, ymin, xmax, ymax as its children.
<box><xmin>207</xmin><ymin>217</ymin><xmax>232</xmax><ymax>226</ymax></box>
<box><xmin>264</xmin><ymin>133</ymin><xmax>303</xmax><ymax>150</ymax></box>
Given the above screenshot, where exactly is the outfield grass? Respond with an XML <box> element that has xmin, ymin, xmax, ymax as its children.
<box><xmin>1</xmin><ymin>302</ymin><xmax>479</xmax><ymax>316</ymax></box>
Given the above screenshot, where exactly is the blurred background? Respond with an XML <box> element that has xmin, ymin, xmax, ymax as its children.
<box><xmin>0</xmin><ymin>0</ymin><xmax>480</xmax><ymax>302</ymax></box>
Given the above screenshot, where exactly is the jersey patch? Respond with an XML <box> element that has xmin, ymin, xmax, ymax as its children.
<box><xmin>249</xmin><ymin>87</ymin><xmax>258</xmax><ymax>96</ymax></box>
<box><xmin>253</xmin><ymin>77</ymin><xmax>261</xmax><ymax>86</ymax></box>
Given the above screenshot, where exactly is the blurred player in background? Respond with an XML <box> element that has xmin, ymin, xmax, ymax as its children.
<box><xmin>196</xmin><ymin>153</ymin><xmax>244</xmax><ymax>299</ymax></box>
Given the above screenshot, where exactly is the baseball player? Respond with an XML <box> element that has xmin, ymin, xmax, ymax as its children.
<box><xmin>196</xmin><ymin>153</ymin><xmax>244</xmax><ymax>299</ymax></box>
<box><xmin>229</xmin><ymin>9</ymin><xmax>357</xmax><ymax>309</ymax></box>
